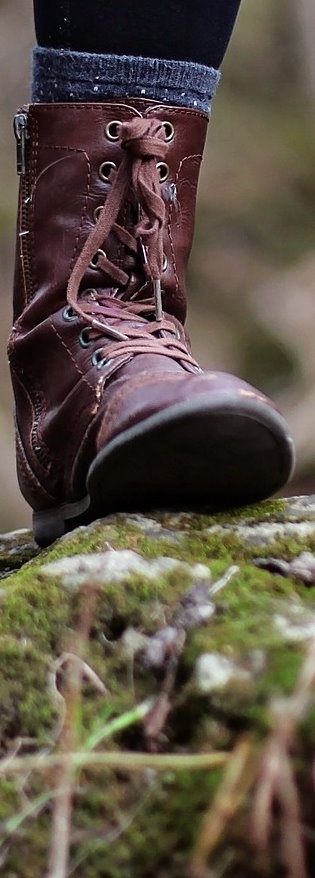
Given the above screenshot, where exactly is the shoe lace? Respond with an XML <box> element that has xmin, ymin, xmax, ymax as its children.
<box><xmin>66</xmin><ymin>117</ymin><xmax>199</xmax><ymax>369</ymax></box>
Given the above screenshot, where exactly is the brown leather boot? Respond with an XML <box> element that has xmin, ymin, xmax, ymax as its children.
<box><xmin>9</xmin><ymin>100</ymin><xmax>294</xmax><ymax>546</ymax></box>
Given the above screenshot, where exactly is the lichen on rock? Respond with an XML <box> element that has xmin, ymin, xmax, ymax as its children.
<box><xmin>0</xmin><ymin>497</ymin><xmax>315</xmax><ymax>876</ymax></box>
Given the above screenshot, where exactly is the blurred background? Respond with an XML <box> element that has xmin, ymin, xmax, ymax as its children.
<box><xmin>0</xmin><ymin>0</ymin><xmax>315</xmax><ymax>530</ymax></box>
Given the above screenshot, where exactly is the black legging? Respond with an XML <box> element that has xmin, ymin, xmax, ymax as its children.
<box><xmin>33</xmin><ymin>0</ymin><xmax>242</xmax><ymax>69</ymax></box>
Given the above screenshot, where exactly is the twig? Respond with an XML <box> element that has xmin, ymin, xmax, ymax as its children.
<box><xmin>45</xmin><ymin>653</ymin><xmax>80</xmax><ymax>878</ymax></box>
<box><xmin>0</xmin><ymin>749</ymin><xmax>228</xmax><ymax>776</ymax></box>
<box><xmin>209</xmin><ymin>565</ymin><xmax>240</xmax><ymax>597</ymax></box>
<box><xmin>251</xmin><ymin>638</ymin><xmax>315</xmax><ymax>878</ymax></box>
<box><xmin>46</xmin><ymin>583</ymin><xmax>100</xmax><ymax>878</ymax></box>
<box><xmin>144</xmin><ymin>630</ymin><xmax>186</xmax><ymax>746</ymax></box>
<box><xmin>52</xmin><ymin>653</ymin><xmax>107</xmax><ymax>697</ymax></box>
<box><xmin>189</xmin><ymin>735</ymin><xmax>258</xmax><ymax>878</ymax></box>
<box><xmin>252</xmin><ymin>729</ymin><xmax>307</xmax><ymax>878</ymax></box>
<box><xmin>48</xmin><ymin>652</ymin><xmax>107</xmax><ymax>749</ymax></box>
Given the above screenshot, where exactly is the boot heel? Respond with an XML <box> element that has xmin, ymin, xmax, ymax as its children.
<box><xmin>32</xmin><ymin>509</ymin><xmax>66</xmax><ymax>547</ymax></box>
<box><xmin>33</xmin><ymin>493</ymin><xmax>91</xmax><ymax>546</ymax></box>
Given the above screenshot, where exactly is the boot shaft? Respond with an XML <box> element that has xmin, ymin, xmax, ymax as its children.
<box><xmin>9</xmin><ymin>99</ymin><xmax>208</xmax><ymax>513</ymax></box>
<box><xmin>13</xmin><ymin>100</ymin><xmax>209</xmax><ymax>326</ymax></box>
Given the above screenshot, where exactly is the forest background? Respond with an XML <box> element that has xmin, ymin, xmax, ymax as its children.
<box><xmin>0</xmin><ymin>0</ymin><xmax>315</xmax><ymax>530</ymax></box>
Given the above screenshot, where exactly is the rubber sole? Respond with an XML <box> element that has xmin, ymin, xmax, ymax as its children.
<box><xmin>32</xmin><ymin>392</ymin><xmax>295</xmax><ymax>546</ymax></box>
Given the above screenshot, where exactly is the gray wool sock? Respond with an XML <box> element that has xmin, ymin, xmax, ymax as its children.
<box><xmin>32</xmin><ymin>47</ymin><xmax>220</xmax><ymax>114</ymax></box>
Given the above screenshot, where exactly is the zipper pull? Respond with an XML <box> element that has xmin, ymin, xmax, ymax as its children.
<box><xmin>13</xmin><ymin>112</ymin><xmax>29</xmax><ymax>176</ymax></box>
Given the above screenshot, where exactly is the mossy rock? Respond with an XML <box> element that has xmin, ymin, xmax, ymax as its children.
<box><xmin>1</xmin><ymin>497</ymin><xmax>315</xmax><ymax>876</ymax></box>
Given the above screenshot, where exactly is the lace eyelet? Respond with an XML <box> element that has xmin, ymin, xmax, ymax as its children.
<box><xmin>92</xmin><ymin>350</ymin><xmax>113</xmax><ymax>369</ymax></box>
<box><xmin>156</xmin><ymin>161</ymin><xmax>169</xmax><ymax>183</ymax></box>
<box><xmin>92</xmin><ymin>349</ymin><xmax>104</xmax><ymax>366</ymax></box>
<box><xmin>105</xmin><ymin>120</ymin><xmax>122</xmax><ymax>141</ymax></box>
<box><xmin>63</xmin><ymin>305</ymin><xmax>77</xmax><ymax>321</ymax></box>
<box><xmin>162</xmin><ymin>121</ymin><xmax>175</xmax><ymax>142</ymax></box>
<box><xmin>162</xmin><ymin>253</ymin><xmax>168</xmax><ymax>271</ymax></box>
<box><xmin>93</xmin><ymin>205</ymin><xmax>103</xmax><ymax>222</ymax></box>
<box><xmin>79</xmin><ymin>328</ymin><xmax>92</xmax><ymax>348</ymax></box>
<box><xmin>99</xmin><ymin>160</ymin><xmax>117</xmax><ymax>182</ymax></box>
<box><xmin>90</xmin><ymin>248</ymin><xmax>107</xmax><ymax>269</ymax></box>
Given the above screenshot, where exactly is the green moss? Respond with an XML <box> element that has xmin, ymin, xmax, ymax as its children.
<box><xmin>257</xmin><ymin>646</ymin><xmax>303</xmax><ymax>698</ymax></box>
<box><xmin>183</xmin><ymin>564</ymin><xmax>304</xmax><ymax>669</ymax></box>
<box><xmin>0</xmin><ymin>638</ymin><xmax>57</xmax><ymax>745</ymax></box>
<box><xmin>1</xmin><ymin>506</ymin><xmax>315</xmax><ymax>874</ymax></box>
<box><xmin>0</xmin><ymin>778</ymin><xmax>20</xmax><ymax>821</ymax></box>
<box><xmin>262</xmin><ymin>531</ymin><xmax>315</xmax><ymax>560</ymax></box>
<box><xmin>66</xmin><ymin>767</ymin><xmax>223</xmax><ymax>878</ymax></box>
<box><xmin>203</xmin><ymin>498</ymin><xmax>288</xmax><ymax>526</ymax></box>
<box><xmin>0</xmin><ymin>767</ymin><xmax>224</xmax><ymax>877</ymax></box>
<box><xmin>0</xmin><ymin>578</ymin><xmax>69</xmax><ymax>651</ymax></box>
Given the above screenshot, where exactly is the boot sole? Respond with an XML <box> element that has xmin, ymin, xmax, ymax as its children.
<box><xmin>33</xmin><ymin>392</ymin><xmax>295</xmax><ymax>546</ymax></box>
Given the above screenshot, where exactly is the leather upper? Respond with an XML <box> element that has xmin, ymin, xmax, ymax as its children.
<box><xmin>12</xmin><ymin>100</ymin><xmax>208</xmax><ymax>323</ymax></box>
<box><xmin>9</xmin><ymin>99</ymin><xmax>213</xmax><ymax>508</ymax></box>
<box><xmin>9</xmin><ymin>99</ymin><xmax>278</xmax><ymax>515</ymax></box>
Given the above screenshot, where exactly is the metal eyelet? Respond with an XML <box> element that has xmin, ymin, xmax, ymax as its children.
<box><xmin>105</xmin><ymin>120</ymin><xmax>122</xmax><ymax>141</ymax></box>
<box><xmin>99</xmin><ymin>160</ymin><xmax>117</xmax><ymax>182</ymax></box>
<box><xmin>162</xmin><ymin>253</ymin><xmax>168</xmax><ymax>271</ymax></box>
<box><xmin>92</xmin><ymin>349</ymin><xmax>104</xmax><ymax>367</ymax></box>
<box><xmin>163</xmin><ymin>121</ymin><xmax>175</xmax><ymax>142</ymax></box>
<box><xmin>63</xmin><ymin>305</ymin><xmax>77</xmax><ymax>321</ymax></box>
<box><xmin>92</xmin><ymin>350</ymin><xmax>113</xmax><ymax>369</ymax></box>
<box><xmin>79</xmin><ymin>328</ymin><xmax>92</xmax><ymax>348</ymax></box>
<box><xmin>90</xmin><ymin>248</ymin><xmax>107</xmax><ymax>269</ymax></box>
<box><xmin>93</xmin><ymin>205</ymin><xmax>103</xmax><ymax>223</ymax></box>
<box><xmin>156</xmin><ymin>161</ymin><xmax>169</xmax><ymax>183</ymax></box>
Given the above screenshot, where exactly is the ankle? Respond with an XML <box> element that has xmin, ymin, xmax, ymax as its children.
<box><xmin>32</xmin><ymin>47</ymin><xmax>220</xmax><ymax>113</ymax></box>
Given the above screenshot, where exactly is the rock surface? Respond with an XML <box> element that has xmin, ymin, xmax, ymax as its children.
<box><xmin>1</xmin><ymin>497</ymin><xmax>315</xmax><ymax>876</ymax></box>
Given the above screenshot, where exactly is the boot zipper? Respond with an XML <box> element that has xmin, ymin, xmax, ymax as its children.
<box><xmin>13</xmin><ymin>110</ymin><xmax>64</xmax><ymax>465</ymax></box>
<box><xmin>14</xmin><ymin>112</ymin><xmax>29</xmax><ymax>176</ymax></box>
<box><xmin>13</xmin><ymin>110</ymin><xmax>34</xmax><ymax>303</ymax></box>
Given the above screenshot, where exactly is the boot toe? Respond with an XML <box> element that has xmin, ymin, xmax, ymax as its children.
<box><xmin>90</xmin><ymin>366</ymin><xmax>294</xmax><ymax>518</ymax></box>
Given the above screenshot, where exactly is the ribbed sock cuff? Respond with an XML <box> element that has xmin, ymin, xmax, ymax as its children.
<box><xmin>32</xmin><ymin>47</ymin><xmax>220</xmax><ymax>113</ymax></box>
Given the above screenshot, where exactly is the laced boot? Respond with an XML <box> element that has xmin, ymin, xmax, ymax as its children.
<box><xmin>9</xmin><ymin>100</ymin><xmax>294</xmax><ymax>546</ymax></box>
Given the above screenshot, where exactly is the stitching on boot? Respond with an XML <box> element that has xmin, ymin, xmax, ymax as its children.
<box><xmin>169</xmin><ymin>153</ymin><xmax>203</xmax><ymax>295</ymax></box>
<box><xmin>32</xmin><ymin>104</ymin><xmax>208</xmax><ymax>121</ymax></box>
<box><xmin>33</xmin><ymin>142</ymin><xmax>93</xmax><ymax>393</ymax></box>
<box><xmin>50</xmin><ymin>321</ymin><xmax>96</xmax><ymax>393</ymax></box>
<box><xmin>141</xmin><ymin>103</ymin><xmax>208</xmax><ymax>121</ymax></box>
<box><xmin>16</xmin><ymin>429</ymin><xmax>56</xmax><ymax>503</ymax></box>
<box><xmin>11</xmin><ymin>367</ymin><xmax>54</xmax><ymax>475</ymax></box>
<box><xmin>17</xmin><ymin>187</ymin><xmax>28</xmax><ymax>310</ymax></box>
<box><xmin>177</xmin><ymin>153</ymin><xmax>202</xmax><ymax>175</ymax></box>
<box><xmin>40</xmin><ymin>144</ymin><xmax>91</xmax><ymax>280</ymax></box>
<box><xmin>69</xmin><ymin>148</ymin><xmax>91</xmax><ymax>276</ymax></box>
